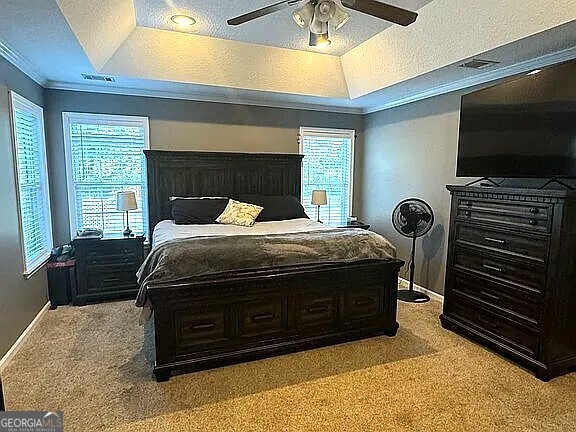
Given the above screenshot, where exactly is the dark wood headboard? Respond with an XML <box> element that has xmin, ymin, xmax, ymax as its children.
<box><xmin>145</xmin><ymin>150</ymin><xmax>303</xmax><ymax>237</ymax></box>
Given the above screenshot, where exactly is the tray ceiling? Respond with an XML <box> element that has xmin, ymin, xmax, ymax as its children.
<box><xmin>133</xmin><ymin>0</ymin><xmax>434</xmax><ymax>55</ymax></box>
<box><xmin>0</xmin><ymin>0</ymin><xmax>574</xmax><ymax>113</ymax></box>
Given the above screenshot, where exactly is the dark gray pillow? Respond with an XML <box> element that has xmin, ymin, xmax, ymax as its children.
<box><xmin>170</xmin><ymin>198</ymin><xmax>228</xmax><ymax>224</ymax></box>
<box><xmin>239</xmin><ymin>195</ymin><xmax>309</xmax><ymax>222</ymax></box>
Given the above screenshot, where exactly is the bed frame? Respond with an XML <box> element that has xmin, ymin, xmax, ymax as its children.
<box><xmin>144</xmin><ymin>150</ymin><xmax>404</xmax><ymax>381</ymax></box>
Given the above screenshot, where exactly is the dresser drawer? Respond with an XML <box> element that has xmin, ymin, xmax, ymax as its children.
<box><xmin>238</xmin><ymin>296</ymin><xmax>288</xmax><ymax>339</ymax></box>
<box><xmin>296</xmin><ymin>291</ymin><xmax>338</xmax><ymax>329</ymax></box>
<box><xmin>84</xmin><ymin>269</ymin><xmax>137</xmax><ymax>294</ymax></box>
<box><xmin>174</xmin><ymin>305</ymin><xmax>230</xmax><ymax>351</ymax></box>
<box><xmin>453</xmin><ymin>247</ymin><xmax>546</xmax><ymax>293</ymax></box>
<box><xmin>455</xmin><ymin>223</ymin><xmax>549</xmax><ymax>263</ymax></box>
<box><xmin>85</xmin><ymin>249</ymin><xmax>140</xmax><ymax>267</ymax></box>
<box><xmin>449</xmin><ymin>270</ymin><xmax>542</xmax><ymax>325</ymax></box>
<box><xmin>448</xmin><ymin>293</ymin><xmax>540</xmax><ymax>357</ymax></box>
<box><xmin>342</xmin><ymin>287</ymin><xmax>382</xmax><ymax>320</ymax></box>
<box><xmin>456</xmin><ymin>198</ymin><xmax>552</xmax><ymax>233</ymax></box>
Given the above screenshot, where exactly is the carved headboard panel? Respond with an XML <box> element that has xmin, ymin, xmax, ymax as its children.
<box><xmin>145</xmin><ymin>150</ymin><xmax>303</xmax><ymax>237</ymax></box>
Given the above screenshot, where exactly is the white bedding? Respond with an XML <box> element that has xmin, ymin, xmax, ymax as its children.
<box><xmin>153</xmin><ymin>218</ymin><xmax>333</xmax><ymax>248</ymax></box>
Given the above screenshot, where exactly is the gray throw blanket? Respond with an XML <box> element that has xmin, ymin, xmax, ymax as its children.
<box><xmin>136</xmin><ymin>229</ymin><xmax>396</xmax><ymax>307</ymax></box>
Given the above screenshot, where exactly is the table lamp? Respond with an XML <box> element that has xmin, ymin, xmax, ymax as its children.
<box><xmin>311</xmin><ymin>190</ymin><xmax>327</xmax><ymax>223</ymax></box>
<box><xmin>116</xmin><ymin>191</ymin><xmax>138</xmax><ymax>237</ymax></box>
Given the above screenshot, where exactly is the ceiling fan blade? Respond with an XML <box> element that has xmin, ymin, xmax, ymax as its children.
<box><xmin>341</xmin><ymin>0</ymin><xmax>418</xmax><ymax>26</ymax></box>
<box><xmin>227</xmin><ymin>0</ymin><xmax>303</xmax><ymax>26</ymax></box>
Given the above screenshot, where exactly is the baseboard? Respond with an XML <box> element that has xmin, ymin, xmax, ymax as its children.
<box><xmin>398</xmin><ymin>278</ymin><xmax>444</xmax><ymax>303</ymax></box>
<box><xmin>0</xmin><ymin>302</ymin><xmax>50</xmax><ymax>373</ymax></box>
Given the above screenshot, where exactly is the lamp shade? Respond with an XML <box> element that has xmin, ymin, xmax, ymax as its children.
<box><xmin>293</xmin><ymin>2</ymin><xmax>314</xmax><ymax>28</ymax></box>
<box><xmin>116</xmin><ymin>191</ymin><xmax>138</xmax><ymax>211</ymax></box>
<box><xmin>311</xmin><ymin>190</ymin><xmax>328</xmax><ymax>206</ymax></box>
<box><xmin>330</xmin><ymin>4</ymin><xmax>350</xmax><ymax>30</ymax></box>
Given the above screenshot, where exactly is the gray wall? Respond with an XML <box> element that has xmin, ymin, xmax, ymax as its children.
<box><xmin>0</xmin><ymin>57</ymin><xmax>48</xmax><ymax>357</ymax></box>
<box><xmin>359</xmin><ymin>92</ymin><xmax>471</xmax><ymax>295</ymax></box>
<box><xmin>44</xmin><ymin>90</ymin><xmax>365</xmax><ymax>244</ymax></box>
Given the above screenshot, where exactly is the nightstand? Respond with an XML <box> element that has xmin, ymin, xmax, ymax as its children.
<box><xmin>338</xmin><ymin>222</ymin><xmax>370</xmax><ymax>230</ymax></box>
<box><xmin>72</xmin><ymin>235</ymin><xmax>145</xmax><ymax>305</ymax></box>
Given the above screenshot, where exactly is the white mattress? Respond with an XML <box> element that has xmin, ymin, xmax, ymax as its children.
<box><xmin>153</xmin><ymin>218</ymin><xmax>332</xmax><ymax>248</ymax></box>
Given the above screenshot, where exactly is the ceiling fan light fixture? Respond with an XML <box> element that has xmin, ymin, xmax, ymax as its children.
<box><xmin>292</xmin><ymin>3</ymin><xmax>315</xmax><ymax>28</ymax></box>
<box><xmin>330</xmin><ymin>4</ymin><xmax>350</xmax><ymax>30</ymax></box>
<box><xmin>315</xmin><ymin>0</ymin><xmax>335</xmax><ymax>23</ymax></box>
<box><xmin>309</xmin><ymin>30</ymin><xmax>331</xmax><ymax>48</ymax></box>
<box><xmin>309</xmin><ymin>16</ymin><xmax>328</xmax><ymax>34</ymax></box>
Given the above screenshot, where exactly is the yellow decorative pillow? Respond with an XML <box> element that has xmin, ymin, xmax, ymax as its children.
<box><xmin>216</xmin><ymin>199</ymin><xmax>264</xmax><ymax>227</ymax></box>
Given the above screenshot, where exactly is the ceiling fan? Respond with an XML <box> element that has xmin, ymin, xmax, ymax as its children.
<box><xmin>227</xmin><ymin>0</ymin><xmax>418</xmax><ymax>47</ymax></box>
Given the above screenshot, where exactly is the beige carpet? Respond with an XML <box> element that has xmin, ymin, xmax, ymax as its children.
<box><xmin>3</xmin><ymin>299</ymin><xmax>575</xmax><ymax>432</ymax></box>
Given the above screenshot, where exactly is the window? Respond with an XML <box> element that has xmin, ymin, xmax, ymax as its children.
<box><xmin>299</xmin><ymin>127</ymin><xmax>354</xmax><ymax>226</ymax></box>
<box><xmin>63</xmin><ymin>113</ymin><xmax>149</xmax><ymax>236</ymax></box>
<box><xmin>10</xmin><ymin>92</ymin><xmax>53</xmax><ymax>276</ymax></box>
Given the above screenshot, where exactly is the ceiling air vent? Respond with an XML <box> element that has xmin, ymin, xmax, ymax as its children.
<box><xmin>459</xmin><ymin>59</ymin><xmax>501</xmax><ymax>70</ymax></box>
<box><xmin>81</xmin><ymin>73</ymin><xmax>115</xmax><ymax>82</ymax></box>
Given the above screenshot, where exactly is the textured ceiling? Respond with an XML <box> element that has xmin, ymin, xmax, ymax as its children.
<box><xmin>133</xmin><ymin>0</ymin><xmax>434</xmax><ymax>55</ymax></box>
<box><xmin>0</xmin><ymin>0</ymin><xmax>575</xmax><ymax>113</ymax></box>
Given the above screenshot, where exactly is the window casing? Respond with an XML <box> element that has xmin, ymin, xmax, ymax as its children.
<box><xmin>63</xmin><ymin>113</ymin><xmax>150</xmax><ymax>237</ymax></box>
<box><xmin>299</xmin><ymin>127</ymin><xmax>355</xmax><ymax>226</ymax></box>
<box><xmin>10</xmin><ymin>92</ymin><xmax>53</xmax><ymax>276</ymax></box>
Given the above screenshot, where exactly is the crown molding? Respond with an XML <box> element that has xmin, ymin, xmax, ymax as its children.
<box><xmin>0</xmin><ymin>41</ymin><xmax>47</xmax><ymax>86</ymax></box>
<box><xmin>363</xmin><ymin>47</ymin><xmax>576</xmax><ymax>115</ymax></box>
<box><xmin>44</xmin><ymin>80</ymin><xmax>364</xmax><ymax>114</ymax></box>
<box><xmin>4</xmin><ymin>36</ymin><xmax>574</xmax><ymax>116</ymax></box>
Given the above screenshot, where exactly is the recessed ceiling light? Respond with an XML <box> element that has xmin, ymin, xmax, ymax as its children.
<box><xmin>527</xmin><ymin>69</ymin><xmax>542</xmax><ymax>76</ymax></box>
<box><xmin>171</xmin><ymin>15</ymin><xmax>196</xmax><ymax>27</ymax></box>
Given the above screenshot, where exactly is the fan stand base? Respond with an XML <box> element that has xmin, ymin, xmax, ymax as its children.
<box><xmin>397</xmin><ymin>289</ymin><xmax>430</xmax><ymax>303</ymax></box>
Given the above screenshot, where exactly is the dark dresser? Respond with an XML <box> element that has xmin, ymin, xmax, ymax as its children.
<box><xmin>441</xmin><ymin>185</ymin><xmax>576</xmax><ymax>381</ymax></box>
<box><xmin>72</xmin><ymin>235</ymin><xmax>145</xmax><ymax>305</ymax></box>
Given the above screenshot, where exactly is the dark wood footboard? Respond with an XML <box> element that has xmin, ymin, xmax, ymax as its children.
<box><xmin>147</xmin><ymin>259</ymin><xmax>403</xmax><ymax>381</ymax></box>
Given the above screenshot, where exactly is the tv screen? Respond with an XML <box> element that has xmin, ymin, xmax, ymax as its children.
<box><xmin>457</xmin><ymin>59</ymin><xmax>576</xmax><ymax>178</ymax></box>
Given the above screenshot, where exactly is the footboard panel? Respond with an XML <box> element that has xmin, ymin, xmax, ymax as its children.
<box><xmin>147</xmin><ymin>259</ymin><xmax>403</xmax><ymax>381</ymax></box>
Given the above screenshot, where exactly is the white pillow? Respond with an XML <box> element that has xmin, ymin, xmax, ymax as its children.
<box><xmin>216</xmin><ymin>199</ymin><xmax>263</xmax><ymax>227</ymax></box>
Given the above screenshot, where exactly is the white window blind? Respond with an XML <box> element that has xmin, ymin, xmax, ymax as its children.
<box><xmin>300</xmin><ymin>127</ymin><xmax>354</xmax><ymax>226</ymax></box>
<box><xmin>63</xmin><ymin>113</ymin><xmax>149</xmax><ymax>236</ymax></box>
<box><xmin>10</xmin><ymin>92</ymin><xmax>53</xmax><ymax>275</ymax></box>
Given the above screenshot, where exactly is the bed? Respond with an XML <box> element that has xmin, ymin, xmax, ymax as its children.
<box><xmin>141</xmin><ymin>150</ymin><xmax>404</xmax><ymax>382</ymax></box>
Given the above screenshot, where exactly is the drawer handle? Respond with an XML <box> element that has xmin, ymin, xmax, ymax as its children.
<box><xmin>463</xmin><ymin>211</ymin><xmax>471</xmax><ymax>217</ymax></box>
<box><xmin>462</xmin><ymin>200</ymin><xmax>472</xmax><ymax>206</ymax></box>
<box><xmin>482</xmin><ymin>263</ymin><xmax>505</xmax><ymax>273</ymax></box>
<box><xmin>252</xmin><ymin>313</ymin><xmax>274</xmax><ymax>322</ymax></box>
<box><xmin>103</xmin><ymin>277</ymin><xmax>121</xmax><ymax>283</ymax></box>
<box><xmin>354</xmin><ymin>297</ymin><xmax>375</xmax><ymax>306</ymax></box>
<box><xmin>528</xmin><ymin>219</ymin><xmax>538</xmax><ymax>226</ymax></box>
<box><xmin>191</xmin><ymin>323</ymin><xmax>215</xmax><ymax>331</ymax></box>
<box><xmin>307</xmin><ymin>304</ymin><xmax>329</xmax><ymax>314</ymax></box>
<box><xmin>480</xmin><ymin>291</ymin><xmax>501</xmax><ymax>301</ymax></box>
<box><xmin>483</xmin><ymin>237</ymin><xmax>506</xmax><ymax>245</ymax></box>
<box><xmin>529</xmin><ymin>207</ymin><xmax>539</xmax><ymax>214</ymax></box>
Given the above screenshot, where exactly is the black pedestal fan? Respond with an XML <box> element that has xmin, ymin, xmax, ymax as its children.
<box><xmin>392</xmin><ymin>198</ymin><xmax>434</xmax><ymax>303</ymax></box>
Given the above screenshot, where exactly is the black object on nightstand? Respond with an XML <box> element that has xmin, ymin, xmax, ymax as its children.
<box><xmin>72</xmin><ymin>235</ymin><xmax>145</xmax><ymax>305</ymax></box>
<box><xmin>338</xmin><ymin>221</ymin><xmax>370</xmax><ymax>230</ymax></box>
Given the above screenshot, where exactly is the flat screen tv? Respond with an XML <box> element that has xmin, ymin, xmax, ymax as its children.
<box><xmin>457</xmin><ymin>59</ymin><xmax>576</xmax><ymax>178</ymax></box>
